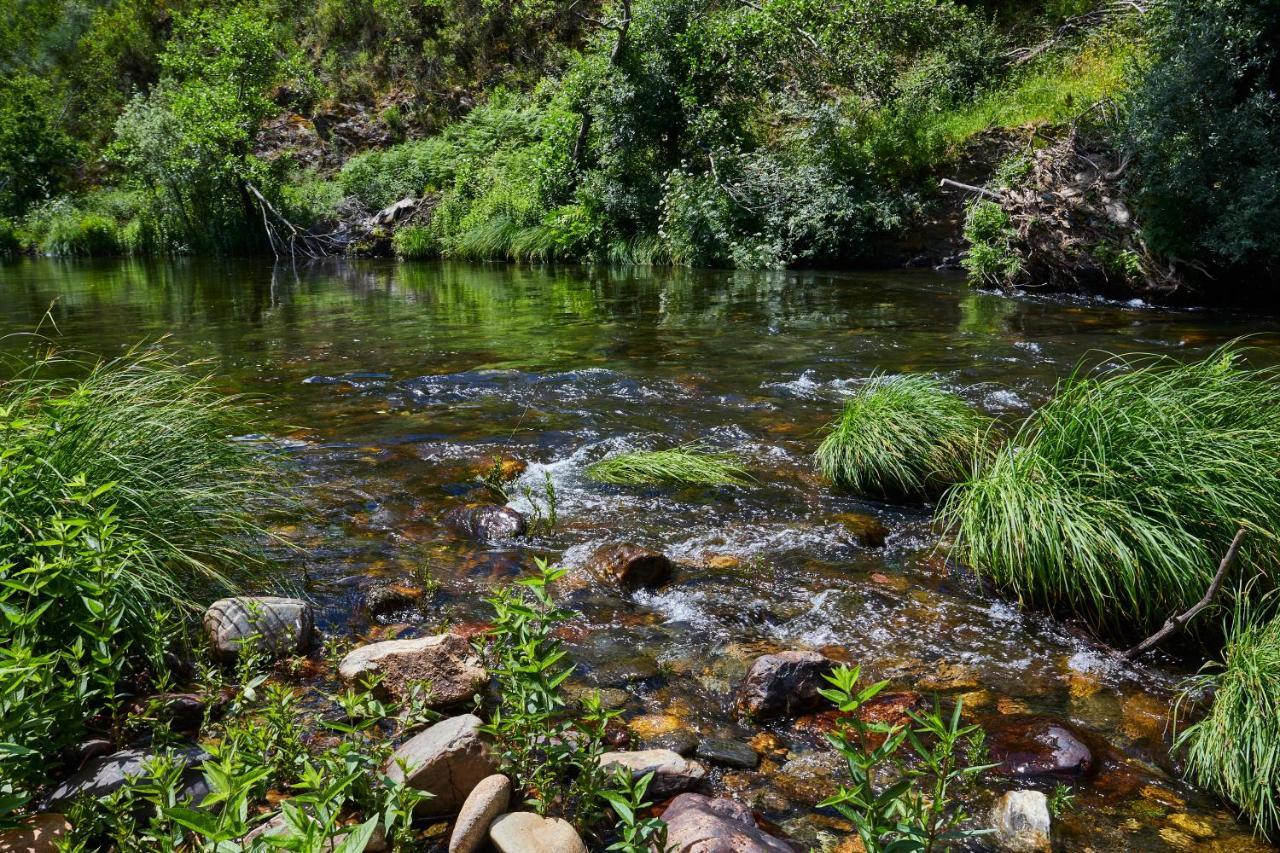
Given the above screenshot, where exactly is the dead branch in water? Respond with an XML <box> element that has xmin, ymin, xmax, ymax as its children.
<box><xmin>1124</xmin><ymin>528</ymin><xmax>1248</xmax><ymax>660</ymax></box>
<box><xmin>246</xmin><ymin>182</ymin><xmax>347</xmax><ymax>260</ymax></box>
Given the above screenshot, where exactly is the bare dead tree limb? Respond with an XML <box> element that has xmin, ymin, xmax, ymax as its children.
<box><xmin>1123</xmin><ymin>528</ymin><xmax>1248</xmax><ymax>660</ymax></box>
<box><xmin>939</xmin><ymin>178</ymin><xmax>1004</xmax><ymax>201</ymax></box>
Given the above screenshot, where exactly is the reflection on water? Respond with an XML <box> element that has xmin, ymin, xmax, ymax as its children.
<box><xmin>3</xmin><ymin>258</ymin><xmax>1278</xmax><ymax>850</ymax></box>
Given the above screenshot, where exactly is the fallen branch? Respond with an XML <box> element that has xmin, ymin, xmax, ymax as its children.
<box><xmin>1123</xmin><ymin>528</ymin><xmax>1248</xmax><ymax>660</ymax></box>
<box><xmin>939</xmin><ymin>178</ymin><xmax>1003</xmax><ymax>201</ymax></box>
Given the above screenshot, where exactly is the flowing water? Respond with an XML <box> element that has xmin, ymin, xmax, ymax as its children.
<box><xmin>3</xmin><ymin>258</ymin><xmax>1278</xmax><ymax>850</ymax></box>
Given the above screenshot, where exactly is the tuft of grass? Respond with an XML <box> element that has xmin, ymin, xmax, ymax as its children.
<box><xmin>815</xmin><ymin>375</ymin><xmax>993</xmax><ymax>500</ymax></box>
<box><xmin>940</xmin><ymin>347</ymin><xmax>1280</xmax><ymax>640</ymax></box>
<box><xmin>1175</xmin><ymin>605</ymin><xmax>1280</xmax><ymax>837</ymax></box>
<box><xmin>586</xmin><ymin>443</ymin><xmax>751</xmax><ymax>487</ymax></box>
<box><xmin>392</xmin><ymin>225</ymin><xmax>436</xmax><ymax>259</ymax></box>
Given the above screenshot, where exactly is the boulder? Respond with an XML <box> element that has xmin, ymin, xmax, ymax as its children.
<box><xmin>737</xmin><ymin>651</ymin><xmax>836</xmax><ymax>720</ymax></box>
<box><xmin>646</xmin><ymin>730</ymin><xmax>700</xmax><ymax>756</ymax></box>
<box><xmin>600</xmin><ymin>749</ymin><xmax>706</xmax><ymax>799</ymax></box>
<box><xmin>991</xmin><ymin>790</ymin><xmax>1052</xmax><ymax>852</ymax></box>
<box><xmin>0</xmin><ymin>813</ymin><xmax>72</xmax><ymax>852</ymax></box>
<box><xmin>243</xmin><ymin>813</ymin><xmax>388</xmax><ymax>851</ymax></box>
<box><xmin>43</xmin><ymin>746</ymin><xmax>209</xmax><ymax>810</ymax></box>
<box><xmin>584</xmin><ymin>543</ymin><xmax>673</xmax><ymax>591</ymax></box>
<box><xmin>386</xmin><ymin>714</ymin><xmax>497</xmax><ymax>813</ymax></box>
<box><xmin>449</xmin><ymin>774</ymin><xmax>512</xmax><ymax>853</ymax></box>
<box><xmin>369</xmin><ymin>197</ymin><xmax>418</xmax><ymax>227</ymax></box>
<box><xmin>444</xmin><ymin>504</ymin><xmax>527</xmax><ymax>542</ymax></box>
<box><xmin>695</xmin><ymin>738</ymin><xmax>759</xmax><ymax>770</ymax></box>
<box><xmin>339</xmin><ymin>634</ymin><xmax>487</xmax><ymax>706</ymax></box>
<box><xmin>662</xmin><ymin>793</ymin><xmax>797</xmax><ymax>853</ymax></box>
<box><xmin>987</xmin><ymin>717</ymin><xmax>1094</xmax><ymax>778</ymax></box>
<box><xmin>488</xmin><ymin>812</ymin><xmax>587</xmax><ymax>853</ymax></box>
<box><xmin>203</xmin><ymin>596</ymin><xmax>314</xmax><ymax>662</ymax></box>
<box><xmin>150</xmin><ymin>692</ymin><xmax>207</xmax><ymax>735</ymax></box>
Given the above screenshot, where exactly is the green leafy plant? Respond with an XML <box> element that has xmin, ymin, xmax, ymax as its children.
<box><xmin>962</xmin><ymin>200</ymin><xmax>1023</xmax><ymax>286</ymax></box>
<box><xmin>815</xmin><ymin>375</ymin><xmax>992</xmax><ymax>500</ymax></box>
<box><xmin>602</xmin><ymin>768</ymin><xmax>667</xmax><ymax>853</ymax></box>
<box><xmin>587</xmin><ymin>444</ymin><xmax>751</xmax><ymax>487</ymax></box>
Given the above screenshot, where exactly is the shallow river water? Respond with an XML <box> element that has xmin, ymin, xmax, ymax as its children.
<box><xmin>3</xmin><ymin>258</ymin><xmax>1279</xmax><ymax>851</ymax></box>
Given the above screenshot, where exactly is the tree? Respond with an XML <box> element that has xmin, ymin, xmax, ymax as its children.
<box><xmin>0</xmin><ymin>72</ymin><xmax>75</xmax><ymax>218</ymax></box>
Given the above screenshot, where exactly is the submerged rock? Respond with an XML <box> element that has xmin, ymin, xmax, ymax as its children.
<box><xmin>203</xmin><ymin>596</ymin><xmax>314</xmax><ymax>662</ymax></box>
<box><xmin>833</xmin><ymin>512</ymin><xmax>890</xmax><ymax>548</ymax></box>
<box><xmin>449</xmin><ymin>774</ymin><xmax>511</xmax><ymax>853</ymax></box>
<box><xmin>365</xmin><ymin>580</ymin><xmax>428</xmax><ymax>616</ymax></box>
<box><xmin>600</xmin><ymin>748</ymin><xmax>707</xmax><ymax>798</ymax></box>
<box><xmin>43</xmin><ymin>746</ymin><xmax>209</xmax><ymax>809</ymax></box>
<box><xmin>987</xmin><ymin>716</ymin><xmax>1094</xmax><ymax>778</ymax></box>
<box><xmin>738</xmin><ymin>651</ymin><xmax>837</xmax><ymax>720</ymax></box>
<box><xmin>991</xmin><ymin>790</ymin><xmax>1051</xmax><ymax>852</ymax></box>
<box><xmin>443</xmin><ymin>504</ymin><xmax>527</xmax><ymax>542</ymax></box>
<box><xmin>774</xmin><ymin>751</ymin><xmax>846</xmax><ymax>806</ymax></box>
<box><xmin>584</xmin><ymin>542</ymin><xmax>674</xmax><ymax>591</ymax></box>
<box><xmin>386</xmin><ymin>714</ymin><xmax>496</xmax><ymax>813</ymax></box>
<box><xmin>488</xmin><ymin>812</ymin><xmax>587</xmax><ymax>853</ymax></box>
<box><xmin>695</xmin><ymin>737</ymin><xmax>760</xmax><ymax>770</ymax></box>
<box><xmin>338</xmin><ymin>633</ymin><xmax>486</xmax><ymax>706</ymax></box>
<box><xmin>662</xmin><ymin>793</ymin><xmax>797</xmax><ymax>853</ymax></box>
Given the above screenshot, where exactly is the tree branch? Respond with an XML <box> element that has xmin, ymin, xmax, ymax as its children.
<box><xmin>939</xmin><ymin>178</ymin><xmax>1004</xmax><ymax>201</ymax></box>
<box><xmin>1123</xmin><ymin>528</ymin><xmax>1248</xmax><ymax>660</ymax></box>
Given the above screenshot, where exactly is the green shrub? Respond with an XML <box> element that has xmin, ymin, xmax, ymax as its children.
<box><xmin>0</xmin><ymin>218</ymin><xmax>19</xmax><ymax>256</ymax></box>
<box><xmin>339</xmin><ymin>137</ymin><xmax>456</xmax><ymax>210</ymax></box>
<box><xmin>815</xmin><ymin>375</ymin><xmax>992</xmax><ymax>500</ymax></box>
<box><xmin>41</xmin><ymin>209</ymin><xmax>121</xmax><ymax>256</ymax></box>
<box><xmin>942</xmin><ymin>348</ymin><xmax>1280</xmax><ymax>640</ymax></box>
<box><xmin>1175</xmin><ymin>606</ymin><xmax>1280</xmax><ymax>837</ymax></box>
<box><xmin>587</xmin><ymin>444</ymin><xmax>751</xmax><ymax>487</ymax></box>
<box><xmin>962</xmin><ymin>200</ymin><xmax>1023</xmax><ymax>286</ymax></box>
<box><xmin>391</xmin><ymin>225</ymin><xmax>436</xmax><ymax>259</ymax></box>
<box><xmin>0</xmin><ymin>72</ymin><xmax>76</xmax><ymax>218</ymax></box>
<box><xmin>1128</xmin><ymin>0</ymin><xmax>1280</xmax><ymax>271</ymax></box>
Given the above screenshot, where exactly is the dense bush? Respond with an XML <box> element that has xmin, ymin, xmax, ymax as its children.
<box><xmin>1128</xmin><ymin>0</ymin><xmax>1280</xmax><ymax>273</ymax></box>
<box><xmin>962</xmin><ymin>199</ymin><xmax>1023</xmax><ymax>285</ymax></box>
<box><xmin>0</xmin><ymin>72</ymin><xmax>76</xmax><ymax>218</ymax></box>
<box><xmin>942</xmin><ymin>348</ymin><xmax>1280</xmax><ymax>641</ymax></box>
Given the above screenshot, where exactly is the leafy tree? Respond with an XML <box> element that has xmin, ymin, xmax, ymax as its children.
<box><xmin>0</xmin><ymin>72</ymin><xmax>76</xmax><ymax>218</ymax></box>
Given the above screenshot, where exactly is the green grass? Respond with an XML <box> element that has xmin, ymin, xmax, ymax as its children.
<box><xmin>940</xmin><ymin>347</ymin><xmax>1280</xmax><ymax>641</ymax></box>
<box><xmin>815</xmin><ymin>375</ymin><xmax>993</xmax><ymax>500</ymax></box>
<box><xmin>1175</xmin><ymin>606</ymin><xmax>1280</xmax><ymax>837</ymax></box>
<box><xmin>586</xmin><ymin>444</ymin><xmax>751</xmax><ymax>487</ymax></box>
<box><xmin>392</xmin><ymin>225</ymin><xmax>436</xmax><ymax>259</ymax></box>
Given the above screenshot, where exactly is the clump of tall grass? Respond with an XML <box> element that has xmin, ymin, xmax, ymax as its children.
<box><xmin>586</xmin><ymin>444</ymin><xmax>751</xmax><ymax>487</ymax></box>
<box><xmin>1175</xmin><ymin>604</ymin><xmax>1280</xmax><ymax>837</ymax></box>
<box><xmin>941</xmin><ymin>347</ymin><xmax>1280</xmax><ymax>640</ymax></box>
<box><xmin>814</xmin><ymin>375</ymin><xmax>993</xmax><ymax>500</ymax></box>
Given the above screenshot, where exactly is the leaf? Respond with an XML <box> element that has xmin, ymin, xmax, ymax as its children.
<box><xmin>165</xmin><ymin>805</ymin><xmax>221</xmax><ymax>838</ymax></box>
<box><xmin>331</xmin><ymin>817</ymin><xmax>379</xmax><ymax>853</ymax></box>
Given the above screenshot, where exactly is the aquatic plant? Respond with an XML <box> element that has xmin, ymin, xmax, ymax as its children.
<box><xmin>941</xmin><ymin>347</ymin><xmax>1280</xmax><ymax>640</ymax></box>
<box><xmin>1175</xmin><ymin>605</ymin><xmax>1280</xmax><ymax>837</ymax></box>
<box><xmin>814</xmin><ymin>375</ymin><xmax>992</xmax><ymax>500</ymax></box>
<box><xmin>586</xmin><ymin>444</ymin><xmax>751</xmax><ymax>487</ymax></box>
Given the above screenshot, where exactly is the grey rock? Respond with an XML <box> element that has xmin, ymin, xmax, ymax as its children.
<box><xmin>444</xmin><ymin>504</ymin><xmax>527</xmax><ymax>542</ymax></box>
<box><xmin>646</xmin><ymin>730</ymin><xmax>700</xmax><ymax>757</ymax></box>
<box><xmin>662</xmin><ymin>793</ymin><xmax>797</xmax><ymax>853</ymax></box>
<box><xmin>584</xmin><ymin>543</ymin><xmax>673</xmax><ymax>591</ymax></box>
<box><xmin>244</xmin><ymin>812</ymin><xmax>388</xmax><ymax>851</ymax></box>
<box><xmin>203</xmin><ymin>596</ymin><xmax>314</xmax><ymax>662</ymax></box>
<box><xmin>386</xmin><ymin>714</ymin><xmax>497</xmax><ymax>813</ymax></box>
<box><xmin>43</xmin><ymin>747</ymin><xmax>209</xmax><ymax>809</ymax></box>
<box><xmin>737</xmin><ymin>651</ymin><xmax>836</xmax><ymax>720</ymax></box>
<box><xmin>488</xmin><ymin>812</ymin><xmax>587</xmax><ymax>853</ymax></box>
<box><xmin>339</xmin><ymin>634</ymin><xmax>487</xmax><ymax>706</ymax></box>
<box><xmin>991</xmin><ymin>790</ymin><xmax>1051</xmax><ymax>852</ymax></box>
<box><xmin>449</xmin><ymin>774</ymin><xmax>511</xmax><ymax>853</ymax></box>
<box><xmin>600</xmin><ymin>748</ymin><xmax>706</xmax><ymax>798</ymax></box>
<box><xmin>369</xmin><ymin>197</ymin><xmax>418</xmax><ymax>227</ymax></box>
<box><xmin>695</xmin><ymin>737</ymin><xmax>759</xmax><ymax>770</ymax></box>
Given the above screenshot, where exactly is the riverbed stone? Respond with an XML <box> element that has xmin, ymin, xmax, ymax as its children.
<box><xmin>991</xmin><ymin>790</ymin><xmax>1051</xmax><ymax>852</ymax></box>
<box><xmin>738</xmin><ymin>651</ymin><xmax>837</xmax><ymax>720</ymax></box>
<box><xmin>203</xmin><ymin>596</ymin><xmax>314</xmax><ymax>662</ymax></box>
<box><xmin>386</xmin><ymin>714</ymin><xmax>496</xmax><ymax>813</ymax></box>
<box><xmin>443</xmin><ymin>504</ymin><xmax>527</xmax><ymax>542</ymax></box>
<box><xmin>584</xmin><ymin>542</ymin><xmax>674</xmax><ymax>591</ymax></box>
<box><xmin>0</xmin><ymin>813</ymin><xmax>72</xmax><ymax>852</ymax></box>
<box><xmin>338</xmin><ymin>633</ymin><xmax>487</xmax><ymax>706</ymax></box>
<box><xmin>43</xmin><ymin>746</ymin><xmax>209</xmax><ymax>809</ymax></box>
<box><xmin>834</xmin><ymin>512</ymin><xmax>890</xmax><ymax>548</ymax></box>
<box><xmin>488</xmin><ymin>812</ymin><xmax>587</xmax><ymax>853</ymax></box>
<box><xmin>987</xmin><ymin>716</ymin><xmax>1094</xmax><ymax>778</ymax></box>
<box><xmin>600</xmin><ymin>748</ymin><xmax>707</xmax><ymax>798</ymax></box>
<box><xmin>775</xmin><ymin>751</ymin><xmax>846</xmax><ymax>806</ymax></box>
<box><xmin>449</xmin><ymin>774</ymin><xmax>511</xmax><ymax>853</ymax></box>
<box><xmin>243</xmin><ymin>812</ymin><xmax>388</xmax><ymax>851</ymax></box>
<box><xmin>365</xmin><ymin>580</ymin><xmax>428</xmax><ymax>616</ymax></box>
<box><xmin>646</xmin><ymin>730</ymin><xmax>700</xmax><ymax>756</ymax></box>
<box><xmin>662</xmin><ymin>793</ymin><xmax>797</xmax><ymax>853</ymax></box>
<box><xmin>695</xmin><ymin>737</ymin><xmax>760</xmax><ymax>770</ymax></box>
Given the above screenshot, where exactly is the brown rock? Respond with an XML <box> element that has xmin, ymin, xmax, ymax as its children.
<box><xmin>986</xmin><ymin>716</ymin><xmax>1095</xmax><ymax>778</ymax></box>
<box><xmin>833</xmin><ymin>513</ymin><xmax>890</xmax><ymax>548</ymax></box>
<box><xmin>584</xmin><ymin>543</ymin><xmax>673</xmax><ymax>591</ymax></box>
<box><xmin>488</xmin><ymin>812</ymin><xmax>587</xmax><ymax>853</ymax></box>
<box><xmin>449</xmin><ymin>774</ymin><xmax>512</xmax><ymax>853</ymax></box>
<box><xmin>387</xmin><ymin>714</ymin><xmax>497</xmax><ymax>813</ymax></box>
<box><xmin>0</xmin><ymin>814</ymin><xmax>71</xmax><ymax>852</ymax></box>
<box><xmin>600</xmin><ymin>749</ymin><xmax>707</xmax><ymax>798</ymax></box>
<box><xmin>662</xmin><ymin>793</ymin><xmax>797</xmax><ymax>852</ymax></box>
<box><xmin>738</xmin><ymin>651</ymin><xmax>837</xmax><ymax>720</ymax></box>
<box><xmin>339</xmin><ymin>634</ymin><xmax>487</xmax><ymax>706</ymax></box>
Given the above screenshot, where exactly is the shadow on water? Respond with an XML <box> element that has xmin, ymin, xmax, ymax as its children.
<box><xmin>2</xmin><ymin>257</ymin><xmax>1278</xmax><ymax>849</ymax></box>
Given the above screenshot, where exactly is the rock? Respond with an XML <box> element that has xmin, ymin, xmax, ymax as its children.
<box><xmin>151</xmin><ymin>692</ymin><xmax>206</xmax><ymax>734</ymax></box>
<box><xmin>72</xmin><ymin>738</ymin><xmax>115</xmax><ymax>765</ymax></box>
<box><xmin>775</xmin><ymin>751</ymin><xmax>846</xmax><ymax>806</ymax></box>
<box><xmin>599</xmin><ymin>749</ymin><xmax>707</xmax><ymax>799</ymax></box>
<box><xmin>43</xmin><ymin>747</ymin><xmax>209</xmax><ymax>809</ymax></box>
<box><xmin>584</xmin><ymin>543</ymin><xmax>674</xmax><ymax>591</ymax></box>
<box><xmin>244</xmin><ymin>812</ymin><xmax>389</xmax><ymax>851</ymax></box>
<box><xmin>695</xmin><ymin>737</ymin><xmax>759</xmax><ymax>770</ymax></box>
<box><xmin>646</xmin><ymin>730</ymin><xmax>700</xmax><ymax>756</ymax></box>
<box><xmin>339</xmin><ymin>634</ymin><xmax>487</xmax><ymax>706</ymax></box>
<box><xmin>991</xmin><ymin>790</ymin><xmax>1051</xmax><ymax>852</ymax></box>
<box><xmin>369</xmin><ymin>197</ymin><xmax>418</xmax><ymax>227</ymax></box>
<box><xmin>365</xmin><ymin>581</ymin><xmax>427</xmax><ymax>616</ymax></box>
<box><xmin>203</xmin><ymin>596</ymin><xmax>314</xmax><ymax>662</ymax></box>
<box><xmin>833</xmin><ymin>512</ymin><xmax>890</xmax><ymax>548</ymax></box>
<box><xmin>449</xmin><ymin>774</ymin><xmax>512</xmax><ymax>853</ymax></box>
<box><xmin>987</xmin><ymin>717</ymin><xmax>1094</xmax><ymax>778</ymax></box>
<box><xmin>662</xmin><ymin>793</ymin><xmax>797</xmax><ymax>853</ymax></box>
<box><xmin>738</xmin><ymin>651</ymin><xmax>837</xmax><ymax>720</ymax></box>
<box><xmin>386</xmin><ymin>714</ymin><xmax>497</xmax><ymax>813</ymax></box>
<box><xmin>444</xmin><ymin>504</ymin><xmax>527</xmax><ymax>542</ymax></box>
<box><xmin>0</xmin><ymin>813</ymin><xmax>72</xmax><ymax>852</ymax></box>
<box><xmin>488</xmin><ymin>812</ymin><xmax>587</xmax><ymax>853</ymax></box>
